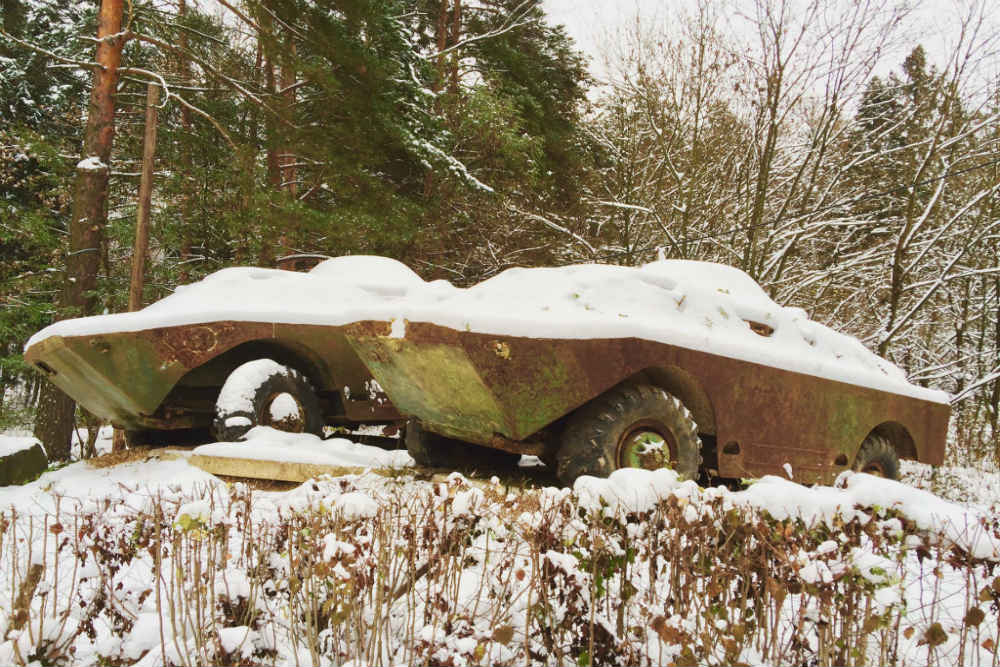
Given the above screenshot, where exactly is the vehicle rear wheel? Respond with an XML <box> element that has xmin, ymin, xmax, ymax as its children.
<box><xmin>852</xmin><ymin>434</ymin><xmax>899</xmax><ymax>480</ymax></box>
<box><xmin>555</xmin><ymin>383</ymin><xmax>702</xmax><ymax>486</ymax></box>
<box><xmin>404</xmin><ymin>420</ymin><xmax>520</xmax><ymax>471</ymax></box>
<box><xmin>212</xmin><ymin>359</ymin><xmax>324</xmax><ymax>442</ymax></box>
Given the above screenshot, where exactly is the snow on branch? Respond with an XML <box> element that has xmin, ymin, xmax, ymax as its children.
<box><xmin>881</xmin><ymin>217</ymin><xmax>1000</xmax><ymax>349</ymax></box>
<box><xmin>120</xmin><ymin>68</ymin><xmax>237</xmax><ymax>150</ymax></box>
<box><xmin>508</xmin><ymin>205</ymin><xmax>596</xmax><ymax>255</ymax></box>
<box><xmin>405</xmin><ymin>133</ymin><xmax>495</xmax><ymax>194</ymax></box>
<box><xmin>0</xmin><ymin>28</ymin><xmax>101</xmax><ymax>70</ymax></box>
<box><xmin>129</xmin><ymin>32</ymin><xmax>281</xmax><ymax>121</ymax></box>
<box><xmin>423</xmin><ymin>0</ymin><xmax>536</xmax><ymax>60</ymax></box>
<box><xmin>953</xmin><ymin>367</ymin><xmax>1000</xmax><ymax>403</ymax></box>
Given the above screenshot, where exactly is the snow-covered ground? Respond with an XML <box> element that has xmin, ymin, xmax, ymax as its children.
<box><xmin>1</xmin><ymin>427</ymin><xmax>998</xmax><ymax>666</ymax></box>
<box><xmin>0</xmin><ymin>435</ymin><xmax>41</xmax><ymax>458</ymax></box>
<box><xmin>194</xmin><ymin>426</ymin><xmax>414</xmax><ymax>469</ymax></box>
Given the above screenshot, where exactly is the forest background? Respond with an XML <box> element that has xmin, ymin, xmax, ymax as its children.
<box><xmin>1</xmin><ymin>0</ymin><xmax>998</xmax><ymax>463</ymax></box>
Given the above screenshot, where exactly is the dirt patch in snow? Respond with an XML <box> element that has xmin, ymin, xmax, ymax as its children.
<box><xmin>87</xmin><ymin>446</ymin><xmax>157</xmax><ymax>468</ymax></box>
<box><xmin>212</xmin><ymin>474</ymin><xmax>300</xmax><ymax>492</ymax></box>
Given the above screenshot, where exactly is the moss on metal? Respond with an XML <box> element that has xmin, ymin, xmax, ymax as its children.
<box><xmin>26</xmin><ymin>333</ymin><xmax>185</xmax><ymax>426</ymax></box>
<box><xmin>349</xmin><ymin>336</ymin><xmax>508</xmax><ymax>445</ymax></box>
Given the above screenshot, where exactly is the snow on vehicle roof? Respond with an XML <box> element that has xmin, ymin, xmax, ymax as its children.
<box><xmin>25</xmin><ymin>256</ymin><xmax>947</xmax><ymax>404</ymax></box>
<box><xmin>308</xmin><ymin>255</ymin><xmax>426</xmax><ymax>296</ymax></box>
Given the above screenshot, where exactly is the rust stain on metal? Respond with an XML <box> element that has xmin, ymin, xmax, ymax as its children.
<box><xmin>149</xmin><ymin>321</ymin><xmax>271</xmax><ymax>369</ymax></box>
<box><xmin>344</xmin><ymin>320</ymin><xmax>949</xmax><ymax>483</ymax></box>
<box><xmin>25</xmin><ymin>320</ymin><xmax>403</xmax><ymax>432</ymax></box>
<box><xmin>25</xmin><ymin>307</ymin><xmax>949</xmax><ymax>485</ymax></box>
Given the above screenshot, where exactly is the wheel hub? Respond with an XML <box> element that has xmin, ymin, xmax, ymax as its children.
<box><xmin>860</xmin><ymin>461</ymin><xmax>887</xmax><ymax>477</ymax></box>
<box><xmin>263</xmin><ymin>392</ymin><xmax>305</xmax><ymax>433</ymax></box>
<box><xmin>617</xmin><ymin>420</ymin><xmax>677</xmax><ymax>470</ymax></box>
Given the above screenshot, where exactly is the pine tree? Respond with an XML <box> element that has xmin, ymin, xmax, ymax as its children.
<box><xmin>0</xmin><ymin>0</ymin><xmax>92</xmax><ymax>431</ymax></box>
<box><xmin>30</xmin><ymin>0</ymin><xmax>126</xmax><ymax>460</ymax></box>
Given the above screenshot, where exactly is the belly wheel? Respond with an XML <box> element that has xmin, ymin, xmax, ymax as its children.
<box><xmin>212</xmin><ymin>359</ymin><xmax>323</xmax><ymax>442</ymax></box>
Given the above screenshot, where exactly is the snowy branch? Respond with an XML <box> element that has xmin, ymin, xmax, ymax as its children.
<box><xmin>0</xmin><ymin>29</ymin><xmax>101</xmax><ymax>70</ymax></box>
<box><xmin>508</xmin><ymin>206</ymin><xmax>596</xmax><ymax>255</ymax></box>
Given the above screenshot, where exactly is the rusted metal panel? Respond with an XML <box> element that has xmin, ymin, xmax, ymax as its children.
<box><xmin>25</xmin><ymin>331</ymin><xmax>189</xmax><ymax>426</ymax></box>
<box><xmin>25</xmin><ymin>308</ymin><xmax>949</xmax><ymax>484</ymax></box>
<box><xmin>343</xmin><ymin>322</ymin><xmax>510</xmax><ymax>444</ymax></box>
<box><xmin>344</xmin><ymin>320</ymin><xmax>949</xmax><ymax>483</ymax></box>
<box><xmin>25</xmin><ymin>320</ymin><xmax>403</xmax><ymax>431</ymax></box>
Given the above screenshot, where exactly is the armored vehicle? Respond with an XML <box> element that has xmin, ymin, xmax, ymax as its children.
<box><xmin>25</xmin><ymin>256</ymin><xmax>949</xmax><ymax>483</ymax></box>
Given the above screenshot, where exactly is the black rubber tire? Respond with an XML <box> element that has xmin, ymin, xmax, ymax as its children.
<box><xmin>853</xmin><ymin>434</ymin><xmax>900</xmax><ymax>480</ymax></box>
<box><xmin>405</xmin><ymin>419</ymin><xmax>520</xmax><ymax>471</ymax></box>
<box><xmin>212</xmin><ymin>360</ymin><xmax>324</xmax><ymax>442</ymax></box>
<box><xmin>556</xmin><ymin>383</ymin><xmax>702</xmax><ymax>486</ymax></box>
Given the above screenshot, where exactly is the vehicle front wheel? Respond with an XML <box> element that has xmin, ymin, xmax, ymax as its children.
<box><xmin>852</xmin><ymin>434</ymin><xmax>899</xmax><ymax>480</ymax></box>
<box><xmin>555</xmin><ymin>383</ymin><xmax>702</xmax><ymax>486</ymax></box>
<box><xmin>212</xmin><ymin>359</ymin><xmax>324</xmax><ymax>442</ymax></box>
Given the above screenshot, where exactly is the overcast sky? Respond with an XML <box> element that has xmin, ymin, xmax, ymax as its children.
<box><xmin>539</xmin><ymin>0</ymin><xmax>994</xmax><ymax>82</ymax></box>
<box><xmin>541</xmin><ymin>0</ymin><xmax>667</xmax><ymax>63</ymax></box>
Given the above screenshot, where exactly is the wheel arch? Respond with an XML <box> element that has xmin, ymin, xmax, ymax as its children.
<box><xmin>176</xmin><ymin>338</ymin><xmax>331</xmax><ymax>391</ymax></box>
<box><xmin>629</xmin><ymin>366</ymin><xmax>717</xmax><ymax>435</ymax></box>
<box><xmin>864</xmin><ymin>421</ymin><xmax>917</xmax><ymax>461</ymax></box>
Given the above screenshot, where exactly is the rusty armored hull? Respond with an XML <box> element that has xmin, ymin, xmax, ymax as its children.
<box><xmin>24</xmin><ymin>321</ymin><xmax>401</xmax><ymax>432</ymax></box>
<box><xmin>345</xmin><ymin>320</ymin><xmax>949</xmax><ymax>483</ymax></box>
<box><xmin>22</xmin><ymin>255</ymin><xmax>949</xmax><ymax>484</ymax></box>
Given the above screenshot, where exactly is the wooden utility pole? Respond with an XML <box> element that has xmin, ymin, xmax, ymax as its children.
<box><xmin>34</xmin><ymin>0</ymin><xmax>125</xmax><ymax>461</ymax></box>
<box><xmin>111</xmin><ymin>82</ymin><xmax>159</xmax><ymax>453</ymax></box>
<box><xmin>129</xmin><ymin>82</ymin><xmax>160</xmax><ymax>311</ymax></box>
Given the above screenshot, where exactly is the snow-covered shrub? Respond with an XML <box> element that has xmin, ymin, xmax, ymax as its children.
<box><xmin>2</xmin><ymin>469</ymin><xmax>1000</xmax><ymax>665</ymax></box>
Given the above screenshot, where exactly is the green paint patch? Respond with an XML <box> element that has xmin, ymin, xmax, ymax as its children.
<box><xmin>350</xmin><ymin>336</ymin><xmax>507</xmax><ymax>444</ymax></box>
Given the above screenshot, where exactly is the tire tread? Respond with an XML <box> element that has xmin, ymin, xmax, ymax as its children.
<box><xmin>853</xmin><ymin>434</ymin><xmax>900</xmax><ymax>479</ymax></box>
<box><xmin>556</xmin><ymin>382</ymin><xmax>702</xmax><ymax>485</ymax></box>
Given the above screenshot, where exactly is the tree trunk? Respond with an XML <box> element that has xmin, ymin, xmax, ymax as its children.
<box><xmin>448</xmin><ymin>0</ymin><xmax>461</xmax><ymax>94</ymax></box>
<box><xmin>423</xmin><ymin>0</ymin><xmax>452</xmax><ymax>199</ymax></box>
<box><xmin>0</xmin><ymin>0</ymin><xmax>26</xmax><ymax>53</ymax></box>
<box><xmin>128</xmin><ymin>82</ymin><xmax>159</xmax><ymax>312</ymax></box>
<box><xmin>177</xmin><ymin>0</ymin><xmax>194</xmax><ymax>283</ymax></box>
<box><xmin>260</xmin><ymin>29</ymin><xmax>280</xmax><ymax>266</ymax></box>
<box><xmin>264</xmin><ymin>56</ymin><xmax>280</xmax><ymax>190</ymax></box>
<box><xmin>34</xmin><ymin>0</ymin><xmax>125</xmax><ymax>461</ymax></box>
<box><xmin>993</xmin><ymin>276</ymin><xmax>1000</xmax><ymax>462</ymax></box>
<box><xmin>66</xmin><ymin>0</ymin><xmax>124</xmax><ymax>315</ymax></box>
<box><xmin>276</xmin><ymin>50</ymin><xmax>297</xmax><ymax>258</ymax></box>
<box><xmin>33</xmin><ymin>382</ymin><xmax>75</xmax><ymax>462</ymax></box>
<box><xmin>279</xmin><ymin>54</ymin><xmax>297</xmax><ymax>198</ymax></box>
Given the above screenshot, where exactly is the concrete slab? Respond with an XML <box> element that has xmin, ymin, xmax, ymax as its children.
<box><xmin>159</xmin><ymin>448</ymin><xmax>371</xmax><ymax>482</ymax></box>
<box><xmin>156</xmin><ymin>448</ymin><xmax>542</xmax><ymax>491</ymax></box>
